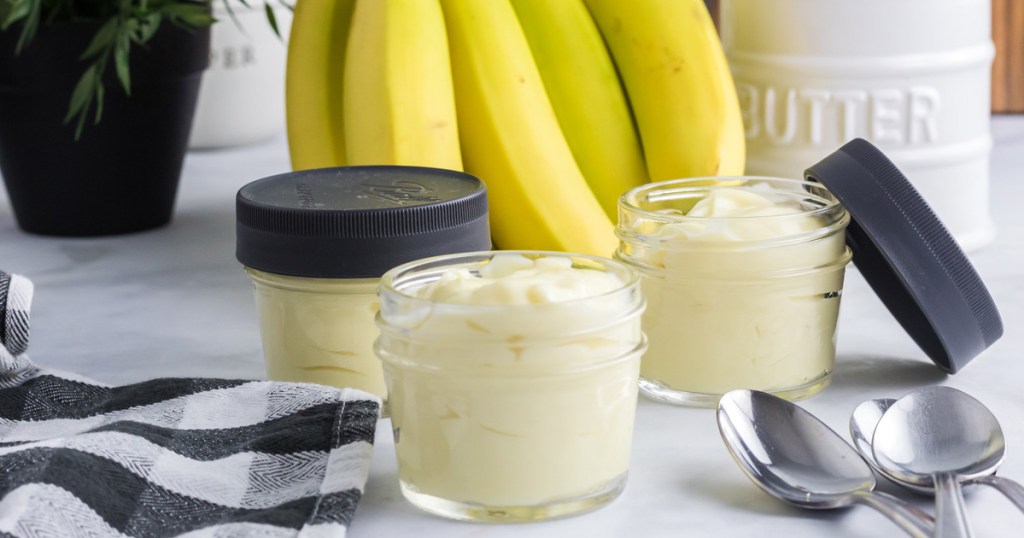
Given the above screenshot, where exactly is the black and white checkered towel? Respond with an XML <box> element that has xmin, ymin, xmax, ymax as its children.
<box><xmin>0</xmin><ymin>271</ymin><xmax>380</xmax><ymax>537</ymax></box>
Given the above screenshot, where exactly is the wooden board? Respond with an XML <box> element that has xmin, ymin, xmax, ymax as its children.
<box><xmin>993</xmin><ymin>0</ymin><xmax>1024</xmax><ymax>113</ymax></box>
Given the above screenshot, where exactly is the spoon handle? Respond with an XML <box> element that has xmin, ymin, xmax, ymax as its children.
<box><xmin>974</xmin><ymin>475</ymin><xmax>1024</xmax><ymax>513</ymax></box>
<box><xmin>934</xmin><ymin>472</ymin><xmax>974</xmax><ymax>538</ymax></box>
<box><xmin>852</xmin><ymin>490</ymin><xmax>934</xmax><ymax>538</ymax></box>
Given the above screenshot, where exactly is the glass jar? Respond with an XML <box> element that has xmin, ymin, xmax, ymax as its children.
<box><xmin>376</xmin><ymin>251</ymin><xmax>646</xmax><ymax>522</ymax></box>
<box><xmin>616</xmin><ymin>177</ymin><xmax>851</xmax><ymax>407</ymax></box>
<box><xmin>236</xmin><ymin>166</ymin><xmax>491</xmax><ymax>408</ymax></box>
<box><xmin>245</xmin><ymin>272</ymin><xmax>384</xmax><ymax>396</ymax></box>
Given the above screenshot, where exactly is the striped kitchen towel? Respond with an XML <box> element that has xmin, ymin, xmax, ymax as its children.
<box><xmin>0</xmin><ymin>272</ymin><xmax>380</xmax><ymax>537</ymax></box>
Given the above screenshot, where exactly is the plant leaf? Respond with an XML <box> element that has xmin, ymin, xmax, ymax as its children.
<box><xmin>64</xmin><ymin>65</ymin><xmax>97</xmax><ymax>125</ymax></box>
<box><xmin>124</xmin><ymin>17</ymin><xmax>138</xmax><ymax>37</ymax></box>
<box><xmin>65</xmin><ymin>63</ymin><xmax>102</xmax><ymax>139</ymax></box>
<box><xmin>220</xmin><ymin>0</ymin><xmax>238</xmax><ymax>29</ymax></box>
<box><xmin>73</xmin><ymin>108</ymin><xmax>87</xmax><ymax>139</ymax></box>
<box><xmin>1</xmin><ymin>0</ymin><xmax>30</xmax><ymax>29</ymax></box>
<box><xmin>81</xmin><ymin>17</ymin><xmax>118</xmax><ymax>60</ymax></box>
<box><xmin>94</xmin><ymin>81</ymin><xmax>105</xmax><ymax>124</ymax></box>
<box><xmin>189</xmin><ymin>11</ymin><xmax>215</xmax><ymax>27</ymax></box>
<box><xmin>264</xmin><ymin>2</ymin><xmax>279</xmax><ymax>38</ymax></box>
<box><xmin>163</xmin><ymin>4</ymin><xmax>214</xmax><ymax>27</ymax></box>
<box><xmin>115</xmin><ymin>34</ymin><xmax>130</xmax><ymax>95</ymax></box>
<box><xmin>13</xmin><ymin>0</ymin><xmax>39</xmax><ymax>54</ymax></box>
<box><xmin>137</xmin><ymin>13</ymin><xmax>160</xmax><ymax>43</ymax></box>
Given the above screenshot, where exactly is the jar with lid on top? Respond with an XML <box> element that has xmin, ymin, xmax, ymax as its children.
<box><xmin>375</xmin><ymin>251</ymin><xmax>646</xmax><ymax>522</ymax></box>
<box><xmin>616</xmin><ymin>177</ymin><xmax>851</xmax><ymax>407</ymax></box>
<box><xmin>235</xmin><ymin>166</ymin><xmax>491</xmax><ymax>410</ymax></box>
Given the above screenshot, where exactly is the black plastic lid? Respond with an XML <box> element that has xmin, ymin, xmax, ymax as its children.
<box><xmin>805</xmin><ymin>139</ymin><xmax>1002</xmax><ymax>373</ymax></box>
<box><xmin>236</xmin><ymin>166</ymin><xmax>491</xmax><ymax>278</ymax></box>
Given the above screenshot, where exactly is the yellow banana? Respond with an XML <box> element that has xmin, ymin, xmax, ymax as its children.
<box><xmin>584</xmin><ymin>0</ymin><xmax>745</xmax><ymax>181</ymax></box>
<box><xmin>285</xmin><ymin>0</ymin><xmax>356</xmax><ymax>171</ymax></box>
<box><xmin>439</xmin><ymin>0</ymin><xmax>616</xmax><ymax>256</ymax></box>
<box><xmin>510</xmin><ymin>0</ymin><xmax>648</xmax><ymax>219</ymax></box>
<box><xmin>343</xmin><ymin>0</ymin><xmax>461</xmax><ymax>169</ymax></box>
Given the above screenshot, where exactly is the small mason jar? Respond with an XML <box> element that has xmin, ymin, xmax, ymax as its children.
<box><xmin>244</xmin><ymin>272</ymin><xmax>383</xmax><ymax>393</ymax></box>
<box><xmin>616</xmin><ymin>177</ymin><xmax>851</xmax><ymax>407</ymax></box>
<box><xmin>375</xmin><ymin>251</ymin><xmax>647</xmax><ymax>522</ymax></box>
<box><xmin>236</xmin><ymin>166</ymin><xmax>490</xmax><ymax>408</ymax></box>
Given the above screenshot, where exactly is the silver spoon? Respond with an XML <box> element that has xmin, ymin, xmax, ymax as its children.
<box><xmin>872</xmin><ymin>386</ymin><xmax>1006</xmax><ymax>538</ymax></box>
<box><xmin>851</xmin><ymin>398</ymin><xmax>932</xmax><ymax>494</ymax></box>
<box><xmin>852</xmin><ymin>396</ymin><xmax>1024</xmax><ymax>511</ymax></box>
<box><xmin>717</xmin><ymin>389</ymin><xmax>934</xmax><ymax>538</ymax></box>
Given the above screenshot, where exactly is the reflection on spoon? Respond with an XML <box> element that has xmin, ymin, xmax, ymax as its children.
<box><xmin>851</xmin><ymin>396</ymin><xmax>1024</xmax><ymax>511</ymax></box>
<box><xmin>872</xmin><ymin>386</ymin><xmax>1005</xmax><ymax>538</ymax></box>
<box><xmin>717</xmin><ymin>389</ymin><xmax>934</xmax><ymax>538</ymax></box>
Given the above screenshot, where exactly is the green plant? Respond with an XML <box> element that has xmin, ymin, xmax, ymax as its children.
<box><xmin>0</xmin><ymin>0</ymin><xmax>289</xmax><ymax>138</ymax></box>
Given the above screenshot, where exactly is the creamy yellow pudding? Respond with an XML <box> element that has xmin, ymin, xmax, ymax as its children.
<box><xmin>617</xmin><ymin>178</ymin><xmax>851</xmax><ymax>406</ymax></box>
<box><xmin>247</xmin><ymin>270</ymin><xmax>385</xmax><ymax>398</ymax></box>
<box><xmin>376</xmin><ymin>252</ymin><xmax>646</xmax><ymax>522</ymax></box>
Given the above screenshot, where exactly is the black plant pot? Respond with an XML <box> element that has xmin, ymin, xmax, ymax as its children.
<box><xmin>0</xmin><ymin>22</ymin><xmax>210</xmax><ymax>236</ymax></box>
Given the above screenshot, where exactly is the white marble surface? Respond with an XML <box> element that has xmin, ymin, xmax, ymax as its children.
<box><xmin>2</xmin><ymin>118</ymin><xmax>1024</xmax><ymax>537</ymax></box>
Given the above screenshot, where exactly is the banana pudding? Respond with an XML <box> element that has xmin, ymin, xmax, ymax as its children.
<box><xmin>375</xmin><ymin>252</ymin><xmax>646</xmax><ymax>522</ymax></box>
<box><xmin>616</xmin><ymin>178</ymin><xmax>851</xmax><ymax>406</ymax></box>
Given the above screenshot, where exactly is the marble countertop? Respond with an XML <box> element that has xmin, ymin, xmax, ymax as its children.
<box><xmin>3</xmin><ymin>118</ymin><xmax>1024</xmax><ymax>537</ymax></box>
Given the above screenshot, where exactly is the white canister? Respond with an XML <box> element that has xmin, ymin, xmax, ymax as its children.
<box><xmin>189</xmin><ymin>3</ymin><xmax>292</xmax><ymax>149</ymax></box>
<box><xmin>719</xmin><ymin>0</ymin><xmax>995</xmax><ymax>250</ymax></box>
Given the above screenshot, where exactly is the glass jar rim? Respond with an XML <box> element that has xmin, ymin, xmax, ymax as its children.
<box><xmin>244</xmin><ymin>267</ymin><xmax>381</xmax><ymax>292</ymax></box>
<box><xmin>618</xmin><ymin>176</ymin><xmax>843</xmax><ymax>224</ymax></box>
<box><xmin>378</xmin><ymin>250</ymin><xmax>641</xmax><ymax>310</ymax></box>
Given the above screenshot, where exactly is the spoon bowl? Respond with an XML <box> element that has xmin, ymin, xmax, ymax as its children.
<box><xmin>849</xmin><ymin>397</ymin><xmax>896</xmax><ymax>466</ymax></box>
<box><xmin>850</xmin><ymin>398</ymin><xmax>933</xmax><ymax>495</ymax></box>
<box><xmin>717</xmin><ymin>389</ymin><xmax>934</xmax><ymax>537</ymax></box>
<box><xmin>871</xmin><ymin>386</ymin><xmax>1005</xmax><ymax>538</ymax></box>
<box><xmin>852</xmin><ymin>394</ymin><xmax>1024</xmax><ymax>511</ymax></box>
<box><xmin>872</xmin><ymin>387</ymin><xmax>1005</xmax><ymax>483</ymax></box>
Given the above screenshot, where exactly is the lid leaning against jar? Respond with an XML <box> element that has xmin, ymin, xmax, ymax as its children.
<box><xmin>236</xmin><ymin>166</ymin><xmax>491</xmax><ymax>278</ymax></box>
<box><xmin>805</xmin><ymin>138</ymin><xmax>1002</xmax><ymax>374</ymax></box>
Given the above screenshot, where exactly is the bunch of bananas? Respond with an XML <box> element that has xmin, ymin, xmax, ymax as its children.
<box><xmin>285</xmin><ymin>0</ymin><xmax>745</xmax><ymax>257</ymax></box>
